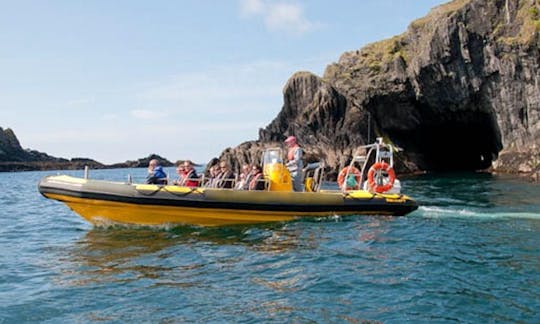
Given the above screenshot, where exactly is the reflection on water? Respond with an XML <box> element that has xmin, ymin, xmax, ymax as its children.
<box><xmin>57</xmin><ymin>229</ymin><xmax>175</xmax><ymax>286</ymax></box>
<box><xmin>59</xmin><ymin>222</ymin><xmax>312</xmax><ymax>287</ymax></box>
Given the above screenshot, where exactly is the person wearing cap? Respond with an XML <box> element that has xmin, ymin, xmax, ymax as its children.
<box><xmin>284</xmin><ymin>135</ymin><xmax>304</xmax><ymax>191</ymax></box>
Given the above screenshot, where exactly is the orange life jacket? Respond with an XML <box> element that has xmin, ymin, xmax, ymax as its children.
<box><xmin>287</xmin><ymin>145</ymin><xmax>299</xmax><ymax>161</ymax></box>
<box><xmin>249</xmin><ymin>172</ymin><xmax>263</xmax><ymax>190</ymax></box>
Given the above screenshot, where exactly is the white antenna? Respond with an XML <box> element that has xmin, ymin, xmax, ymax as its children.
<box><xmin>367</xmin><ymin>112</ymin><xmax>371</xmax><ymax>143</ymax></box>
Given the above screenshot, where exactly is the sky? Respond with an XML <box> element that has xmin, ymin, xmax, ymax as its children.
<box><xmin>0</xmin><ymin>0</ymin><xmax>448</xmax><ymax>164</ymax></box>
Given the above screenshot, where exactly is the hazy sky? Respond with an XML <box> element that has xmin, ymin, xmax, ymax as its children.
<box><xmin>1</xmin><ymin>0</ymin><xmax>447</xmax><ymax>164</ymax></box>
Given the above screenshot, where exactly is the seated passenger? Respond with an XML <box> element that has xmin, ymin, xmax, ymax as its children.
<box><xmin>204</xmin><ymin>164</ymin><xmax>221</xmax><ymax>188</ymax></box>
<box><xmin>172</xmin><ymin>161</ymin><xmax>185</xmax><ymax>185</ymax></box>
<box><xmin>248</xmin><ymin>165</ymin><xmax>266</xmax><ymax>191</ymax></box>
<box><xmin>235</xmin><ymin>164</ymin><xmax>251</xmax><ymax>190</ymax></box>
<box><xmin>182</xmin><ymin>160</ymin><xmax>199</xmax><ymax>187</ymax></box>
<box><xmin>216</xmin><ymin>161</ymin><xmax>235</xmax><ymax>189</ymax></box>
<box><xmin>145</xmin><ymin>159</ymin><xmax>168</xmax><ymax>185</ymax></box>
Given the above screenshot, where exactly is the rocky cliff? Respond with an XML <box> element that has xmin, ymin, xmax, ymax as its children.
<box><xmin>220</xmin><ymin>0</ymin><xmax>540</xmax><ymax>180</ymax></box>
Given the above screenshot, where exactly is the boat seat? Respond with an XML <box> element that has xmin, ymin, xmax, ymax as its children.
<box><xmin>303</xmin><ymin>162</ymin><xmax>324</xmax><ymax>192</ymax></box>
<box><xmin>304</xmin><ymin>162</ymin><xmax>321</xmax><ymax>171</ymax></box>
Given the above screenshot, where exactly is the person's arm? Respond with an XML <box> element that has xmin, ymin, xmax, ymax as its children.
<box><xmin>293</xmin><ymin>148</ymin><xmax>302</xmax><ymax>164</ymax></box>
<box><xmin>287</xmin><ymin>148</ymin><xmax>303</xmax><ymax>169</ymax></box>
<box><xmin>146</xmin><ymin>171</ymin><xmax>157</xmax><ymax>184</ymax></box>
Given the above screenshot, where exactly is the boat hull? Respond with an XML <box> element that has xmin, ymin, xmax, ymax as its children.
<box><xmin>39</xmin><ymin>175</ymin><xmax>418</xmax><ymax>227</ymax></box>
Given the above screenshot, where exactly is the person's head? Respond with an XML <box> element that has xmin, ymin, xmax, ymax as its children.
<box><xmin>149</xmin><ymin>159</ymin><xmax>160</xmax><ymax>170</ymax></box>
<box><xmin>175</xmin><ymin>164</ymin><xmax>184</xmax><ymax>175</ymax></box>
<box><xmin>252</xmin><ymin>165</ymin><xmax>262</xmax><ymax>174</ymax></box>
<box><xmin>242</xmin><ymin>164</ymin><xmax>251</xmax><ymax>174</ymax></box>
<box><xmin>183</xmin><ymin>160</ymin><xmax>193</xmax><ymax>170</ymax></box>
<box><xmin>219</xmin><ymin>161</ymin><xmax>229</xmax><ymax>171</ymax></box>
<box><xmin>210</xmin><ymin>164</ymin><xmax>220</xmax><ymax>175</ymax></box>
<box><xmin>284</xmin><ymin>136</ymin><xmax>297</xmax><ymax>147</ymax></box>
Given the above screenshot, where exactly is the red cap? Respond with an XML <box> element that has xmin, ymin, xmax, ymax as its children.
<box><xmin>284</xmin><ymin>136</ymin><xmax>296</xmax><ymax>143</ymax></box>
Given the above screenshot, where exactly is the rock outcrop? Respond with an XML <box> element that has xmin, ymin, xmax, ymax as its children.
<box><xmin>0</xmin><ymin>127</ymin><xmax>173</xmax><ymax>172</ymax></box>
<box><xmin>108</xmin><ymin>154</ymin><xmax>173</xmax><ymax>168</ymax></box>
<box><xmin>0</xmin><ymin>127</ymin><xmax>79</xmax><ymax>171</ymax></box>
<box><xmin>0</xmin><ymin>127</ymin><xmax>106</xmax><ymax>171</ymax></box>
<box><xmin>219</xmin><ymin>0</ymin><xmax>540</xmax><ymax>181</ymax></box>
<box><xmin>0</xmin><ymin>127</ymin><xmax>23</xmax><ymax>159</ymax></box>
<box><xmin>0</xmin><ymin>127</ymin><xmax>64</xmax><ymax>163</ymax></box>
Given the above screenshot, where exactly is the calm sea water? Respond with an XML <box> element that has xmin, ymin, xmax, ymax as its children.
<box><xmin>0</xmin><ymin>168</ymin><xmax>539</xmax><ymax>323</ymax></box>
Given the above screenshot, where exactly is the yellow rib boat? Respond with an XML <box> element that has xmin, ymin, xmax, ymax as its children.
<box><xmin>38</xmin><ymin>175</ymin><xmax>417</xmax><ymax>227</ymax></box>
<box><xmin>38</xmin><ymin>141</ymin><xmax>418</xmax><ymax>227</ymax></box>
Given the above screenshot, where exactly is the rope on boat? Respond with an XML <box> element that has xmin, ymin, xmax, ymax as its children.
<box><xmin>135</xmin><ymin>186</ymin><xmax>165</xmax><ymax>196</ymax></box>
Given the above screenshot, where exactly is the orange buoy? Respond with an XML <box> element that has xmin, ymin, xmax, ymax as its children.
<box><xmin>338</xmin><ymin>166</ymin><xmax>361</xmax><ymax>190</ymax></box>
<box><xmin>367</xmin><ymin>161</ymin><xmax>396</xmax><ymax>193</ymax></box>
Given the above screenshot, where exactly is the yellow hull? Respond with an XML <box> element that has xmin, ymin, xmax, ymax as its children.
<box><xmin>39</xmin><ymin>175</ymin><xmax>418</xmax><ymax>227</ymax></box>
<box><xmin>45</xmin><ymin>193</ymin><xmax>304</xmax><ymax>226</ymax></box>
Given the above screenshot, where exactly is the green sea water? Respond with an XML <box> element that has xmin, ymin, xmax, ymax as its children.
<box><xmin>0</xmin><ymin>169</ymin><xmax>538</xmax><ymax>323</ymax></box>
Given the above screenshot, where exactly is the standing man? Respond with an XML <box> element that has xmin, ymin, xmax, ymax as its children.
<box><xmin>284</xmin><ymin>136</ymin><xmax>303</xmax><ymax>191</ymax></box>
<box><xmin>146</xmin><ymin>159</ymin><xmax>168</xmax><ymax>184</ymax></box>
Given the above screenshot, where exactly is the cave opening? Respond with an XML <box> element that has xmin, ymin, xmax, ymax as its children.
<box><xmin>391</xmin><ymin>109</ymin><xmax>502</xmax><ymax>171</ymax></box>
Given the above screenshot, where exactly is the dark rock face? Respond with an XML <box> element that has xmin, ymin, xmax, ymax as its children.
<box><xmin>220</xmin><ymin>0</ymin><xmax>540</xmax><ymax>180</ymax></box>
<box><xmin>259</xmin><ymin>72</ymin><xmax>367</xmax><ymax>163</ymax></box>
<box><xmin>0</xmin><ymin>126</ymin><xmax>168</xmax><ymax>172</ymax></box>
<box><xmin>0</xmin><ymin>127</ymin><xmax>68</xmax><ymax>166</ymax></box>
<box><xmin>0</xmin><ymin>126</ymin><xmax>109</xmax><ymax>171</ymax></box>
<box><xmin>219</xmin><ymin>72</ymin><xmax>371</xmax><ymax>178</ymax></box>
<box><xmin>0</xmin><ymin>127</ymin><xmax>23</xmax><ymax>159</ymax></box>
<box><xmin>108</xmin><ymin>154</ymin><xmax>173</xmax><ymax>168</ymax></box>
<box><xmin>325</xmin><ymin>0</ymin><xmax>539</xmax><ymax>174</ymax></box>
<box><xmin>0</xmin><ymin>127</ymin><xmax>106</xmax><ymax>171</ymax></box>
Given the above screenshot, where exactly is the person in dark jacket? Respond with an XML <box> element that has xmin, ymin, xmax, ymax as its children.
<box><xmin>216</xmin><ymin>161</ymin><xmax>235</xmax><ymax>189</ymax></box>
<box><xmin>145</xmin><ymin>159</ymin><xmax>168</xmax><ymax>184</ymax></box>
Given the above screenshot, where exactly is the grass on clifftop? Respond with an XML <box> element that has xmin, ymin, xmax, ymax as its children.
<box><xmin>409</xmin><ymin>0</ymin><xmax>470</xmax><ymax>31</ymax></box>
<box><xmin>495</xmin><ymin>0</ymin><xmax>540</xmax><ymax>46</ymax></box>
<box><xmin>325</xmin><ymin>0</ymin><xmax>539</xmax><ymax>83</ymax></box>
<box><xmin>324</xmin><ymin>35</ymin><xmax>405</xmax><ymax>82</ymax></box>
<box><xmin>359</xmin><ymin>35</ymin><xmax>408</xmax><ymax>73</ymax></box>
<box><xmin>344</xmin><ymin>0</ymin><xmax>472</xmax><ymax>75</ymax></box>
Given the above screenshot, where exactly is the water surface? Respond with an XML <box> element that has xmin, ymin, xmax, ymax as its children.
<box><xmin>0</xmin><ymin>169</ymin><xmax>538</xmax><ymax>322</ymax></box>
